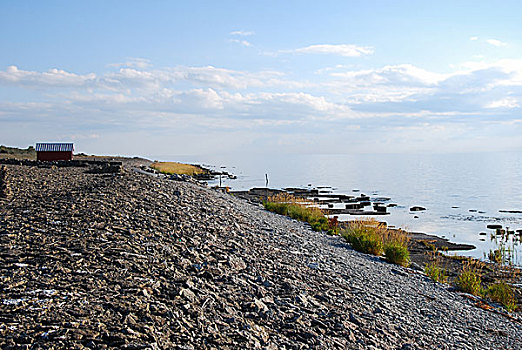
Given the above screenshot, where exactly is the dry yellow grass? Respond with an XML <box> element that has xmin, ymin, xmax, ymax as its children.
<box><xmin>150</xmin><ymin>161</ymin><xmax>206</xmax><ymax>176</ymax></box>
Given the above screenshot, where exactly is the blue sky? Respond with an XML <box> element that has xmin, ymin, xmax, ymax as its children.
<box><xmin>1</xmin><ymin>1</ymin><xmax>522</xmax><ymax>157</ymax></box>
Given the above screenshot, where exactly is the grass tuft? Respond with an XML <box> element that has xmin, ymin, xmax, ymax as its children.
<box><xmin>263</xmin><ymin>193</ymin><xmax>331</xmax><ymax>233</ymax></box>
<box><xmin>455</xmin><ymin>263</ymin><xmax>483</xmax><ymax>296</ymax></box>
<box><xmin>341</xmin><ymin>220</ymin><xmax>410</xmax><ymax>266</ymax></box>
<box><xmin>488</xmin><ymin>249</ymin><xmax>503</xmax><ymax>264</ymax></box>
<box><xmin>341</xmin><ymin>220</ymin><xmax>385</xmax><ymax>255</ymax></box>
<box><xmin>384</xmin><ymin>240</ymin><xmax>410</xmax><ymax>267</ymax></box>
<box><xmin>382</xmin><ymin>229</ymin><xmax>410</xmax><ymax>267</ymax></box>
<box><xmin>487</xmin><ymin>241</ymin><xmax>516</xmax><ymax>266</ymax></box>
<box><xmin>424</xmin><ymin>261</ymin><xmax>448</xmax><ymax>283</ymax></box>
<box><xmin>487</xmin><ymin>282</ymin><xmax>517</xmax><ymax>312</ymax></box>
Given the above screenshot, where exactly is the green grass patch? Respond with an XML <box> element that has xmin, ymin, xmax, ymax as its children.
<box><xmin>340</xmin><ymin>220</ymin><xmax>410</xmax><ymax>265</ymax></box>
<box><xmin>384</xmin><ymin>240</ymin><xmax>410</xmax><ymax>267</ymax></box>
<box><xmin>487</xmin><ymin>282</ymin><xmax>517</xmax><ymax>312</ymax></box>
<box><xmin>150</xmin><ymin>161</ymin><xmax>206</xmax><ymax>176</ymax></box>
<box><xmin>341</xmin><ymin>221</ymin><xmax>384</xmax><ymax>255</ymax></box>
<box><xmin>455</xmin><ymin>263</ymin><xmax>483</xmax><ymax>296</ymax></box>
<box><xmin>424</xmin><ymin>261</ymin><xmax>448</xmax><ymax>283</ymax></box>
<box><xmin>263</xmin><ymin>193</ymin><xmax>332</xmax><ymax>233</ymax></box>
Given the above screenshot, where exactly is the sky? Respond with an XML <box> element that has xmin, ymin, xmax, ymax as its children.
<box><xmin>1</xmin><ymin>0</ymin><xmax>522</xmax><ymax>157</ymax></box>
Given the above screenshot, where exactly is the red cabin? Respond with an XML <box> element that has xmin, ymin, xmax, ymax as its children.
<box><xmin>36</xmin><ymin>143</ymin><xmax>74</xmax><ymax>161</ymax></box>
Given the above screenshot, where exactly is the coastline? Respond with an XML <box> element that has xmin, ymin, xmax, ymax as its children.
<box><xmin>169</xmin><ymin>152</ymin><xmax>522</xmax><ymax>265</ymax></box>
<box><xmin>1</xmin><ymin>158</ymin><xmax>521</xmax><ymax>348</ymax></box>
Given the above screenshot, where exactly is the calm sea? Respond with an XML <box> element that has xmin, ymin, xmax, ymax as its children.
<box><xmin>157</xmin><ymin>152</ymin><xmax>522</xmax><ymax>263</ymax></box>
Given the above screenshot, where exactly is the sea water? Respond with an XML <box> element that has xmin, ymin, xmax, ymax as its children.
<box><xmin>157</xmin><ymin>152</ymin><xmax>522</xmax><ymax>263</ymax></box>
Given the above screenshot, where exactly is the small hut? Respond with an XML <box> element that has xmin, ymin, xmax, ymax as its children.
<box><xmin>36</xmin><ymin>143</ymin><xmax>74</xmax><ymax>161</ymax></box>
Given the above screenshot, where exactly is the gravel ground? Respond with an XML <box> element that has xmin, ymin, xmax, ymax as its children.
<box><xmin>0</xmin><ymin>164</ymin><xmax>521</xmax><ymax>349</ymax></box>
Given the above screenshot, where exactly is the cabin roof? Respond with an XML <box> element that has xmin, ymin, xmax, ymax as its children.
<box><xmin>35</xmin><ymin>143</ymin><xmax>74</xmax><ymax>152</ymax></box>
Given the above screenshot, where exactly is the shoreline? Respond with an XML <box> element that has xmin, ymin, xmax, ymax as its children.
<box><xmin>2</xmin><ymin>155</ymin><xmax>521</xmax><ymax>284</ymax></box>
<box><xmin>2</xmin><ymin>152</ymin><xmax>514</xmax><ymax>266</ymax></box>
<box><xmin>1</xmin><ymin>152</ymin><xmax>515</xmax><ymax>264</ymax></box>
<box><xmin>126</xmin><ymin>158</ymin><xmax>522</xmax><ymax>307</ymax></box>
<box><xmin>1</xmin><ymin>158</ymin><xmax>521</xmax><ymax>348</ymax></box>
<box><xmin>2</xmin><ymin>148</ymin><xmax>518</xmax><ymax>264</ymax></box>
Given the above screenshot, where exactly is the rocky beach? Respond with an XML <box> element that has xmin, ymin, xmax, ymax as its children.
<box><xmin>1</xmin><ymin>160</ymin><xmax>521</xmax><ymax>349</ymax></box>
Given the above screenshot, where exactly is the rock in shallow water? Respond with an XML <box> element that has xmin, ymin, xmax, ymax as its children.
<box><xmin>487</xmin><ymin>224</ymin><xmax>503</xmax><ymax>229</ymax></box>
<box><xmin>410</xmin><ymin>206</ymin><xmax>426</xmax><ymax>212</ymax></box>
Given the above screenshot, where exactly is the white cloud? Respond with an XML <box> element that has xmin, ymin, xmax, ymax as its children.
<box><xmin>69</xmin><ymin>133</ymin><xmax>100</xmax><ymax>141</ymax></box>
<box><xmin>3</xmin><ymin>58</ymin><xmax>522</xmax><ymax>155</ymax></box>
<box><xmin>469</xmin><ymin>37</ymin><xmax>508</xmax><ymax>47</ymax></box>
<box><xmin>455</xmin><ymin>59</ymin><xmax>522</xmax><ymax>87</ymax></box>
<box><xmin>108</xmin><ymin>58</ymin><xmax>152</xmax><ymax>69</ymax></box>
<box><xmin>230</xmin><ymin>30</ymin><xmax>255</xmax><ymax>36</ymax></box>
<box><xmin>175</xmin><ymin>88</ymin><xmax>225</xmax><ymax>110</ymax></box>
<box><xmin>251</xmin><ymin>92</ymin><xmax>354</xmax><ymax>118</ymax></box>
<box><xmin>169</xmin><ymin>65</ymin><xmax>311</xmax><ymax>90</ymax></box>
<box><xmin>0</xmin><ymin>65</ymin><xmax>96</xmax><ymax>87</ymax></box>
<box><xmin>0</xmin><ymin>65</ymin><xmax>311</xmax><ymax>91</ymax></box>
<box><xmin>284</xmin><ymin>44</ymin><xmax>374</xmax><ymax>57</ymax></box>
<box><xmin>66</xmin><ymin>92</ymin><xmax>146</xmax><ymax>106</ymax></box>
<box><xmin>4</xmin><ymin>61</ymin><xmax>522</xmax><ymax>119</ymax></box>
<box><xmin>485</xmin><ymin>97</ymin><xmax>519</xmax><ymax>109</ymax></box>
<box><xmin>486</xmin><ymin>39</ymin><xmax>507</xmax><ymax>47</ymax></box>
<box><xmin>229</xmin><ymin>39</ymin><xmax>252</xmax><ymax>47</ymax></box>
<box><xmin>317</xmin><ymin>59</ymin><xmax>522</xmax><ymax>120</ymax></box>
<box><xmin>331</xmin><ymin>64</ymin><xmax>446</xmax><ymax>86</ymax></box>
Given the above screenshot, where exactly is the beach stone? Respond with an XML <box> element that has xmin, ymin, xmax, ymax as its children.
<box><xmin>180</xmin><ymin>288</ymin><xmax>196</xmax><ymax>302</ymax></box>
<box><xmin>0</xmin><ymin>166</ymin><xmax>10</xmax><ymax>198</ymax></box>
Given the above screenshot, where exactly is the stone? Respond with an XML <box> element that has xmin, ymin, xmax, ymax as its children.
<box><xmin>410</xmin><ymin>206</ymin><xmax>426</xmax><ymax>212</ymax></box>
<box><xmin>252</xmin><ymin>299</ymin><xmax>269</xmax><ymax>313</ymax></box>
<box><xmin>0</xmin><ymin>166</ymin><xmax>11</xmax><ymax>198</ymax></box>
